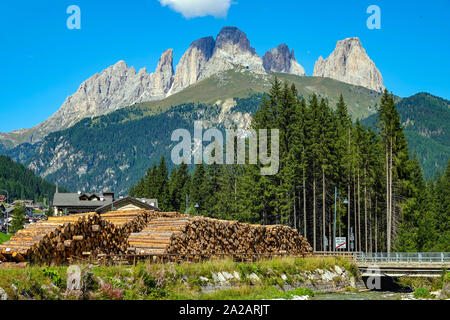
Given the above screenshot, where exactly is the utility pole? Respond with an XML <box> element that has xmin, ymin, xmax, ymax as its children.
<box><xmin>334</xmin><ymin>186</ymin><xmax>337</xmax><ymax>252</ymax></box>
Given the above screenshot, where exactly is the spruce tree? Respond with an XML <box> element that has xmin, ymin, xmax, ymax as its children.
<box><xmin>10</xmin><ymin>204</ymin><xmax>26</xmax><ymax>234</ymax></box>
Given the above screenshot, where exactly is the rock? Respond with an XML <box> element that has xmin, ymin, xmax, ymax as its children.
<box><xmin>281</xmin><ymin>274</ymin><xmax>288</xmax><ymax>281</ymax></box>
<box><xmin>248</xmin><ymin>273</ymin><xmax>261</xmax><ymax>283</ymax></box>
<box><xmin>169</xmin><ymin>37</ymin><xmax>215</xmax><ymax>95</ymax></box>
<box><xmin>322</xmin><ymin>270</ymin><xmax>335</xmax><ymax>282</ymax></box>
<box><xmin>233</xmin><ymin>271</ymin><xmax>241</xmax><ymax>280</ymax></box>
<box><xmin>313</xmin><ymin>37</ymin><xmax>384</xmax><ymax>92</ymax></box>
<box><xmin>334</xmin><ymin>265</ymin><xmax>344</xmax><ymax>275</ymax></box>
<box><xmin>0</xmin><ymin>287</ymin><xmax>8</xmax><ymax>300</ymax></box>
<box><xmin>440</xmin><ymin>282</ymin><xmax>450</xmax><ymax>299</ymax></box>
<box><xmin>212</xmin><ymin>272</ymin><xmax>227</xmax><ymax>283</ymax></box>
<box><xmin>211</xmin><ymin>273</ymin><xmax>220</xmax><ymax>282</ymax></box>
<box><xmin>222</xmin><ymin>272</ymin><xmax>234</xmax><ymax>280</ymax></box>
<box><xmin>96</xmin><ymin>276</ymin><xmax>105</xmax><ymax>288</ymax></box>
<box><xmin>199</xmin><ymin>276</ymin><xmax>209</xmax><ymax>283</ymax></box>
<box><xmin>201</xmin><ymin>27</ymin><xmax>266</xmax><ymax>80</ymax></box>
<box><xmin>350</xmin><ymin>276</ymin><xmax>356</xmax><ymax>288</ymax></box>
<box><xmin>217</xmin><ymin>273</ymin><xmax>227</xmax><ymax>282</ymax></box>
<box><xmin>152</xmin><ymin>49</ymin><xmax>175</xmax><ymax>97</ymax></box>
<box><xmin>263</xmin><ymin>44</ymin><xmax>305</xmax><ymax>76</ymax></box>
<box><xmin>10</xmin><ymin>49</ymin><xmax>175</xmax><ymax>144</ymax></box>
<box><xmin>430</xmin><ymin>290</ymin><xmax>441</xmax><ymax>298</ymax></box>
<box><xmin>292</xmin><ymin>295</ymin><xmax>310</xmax><ymax>300</ymax></box>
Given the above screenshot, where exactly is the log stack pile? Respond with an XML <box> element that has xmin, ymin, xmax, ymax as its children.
<box><xmin>99</xmin><ymin>210</ymin><xmax>181</xmax><ymax>254</ymax></box>
<box><xmin>0</xmin><ymin>210</ymin><xmax>312</xmax><ymax>264</ymax></box>
<box><xmin>0</xmin><ymin>213</ymin><xmax>102</xmax><ymax>264</ymax></box>
<box><xmin>127</xmin><ymin>216</ymin><xmax>312</xmax><ymax>260</ymax></box>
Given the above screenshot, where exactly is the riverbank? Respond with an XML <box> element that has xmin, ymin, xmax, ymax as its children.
<box><xmin>0</xmin><ymin>256</ymin><xmax>448</xmax><ymax>300</ymax></box>
<box><xmin>0</xmin><ymin>256</ymin><xmax>362</xmax><ymax>300</ymax></box>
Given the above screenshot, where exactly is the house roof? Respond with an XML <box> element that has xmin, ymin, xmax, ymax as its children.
<box><xmin>96</xmin><ymin>196</ymin><xmax>159</xmax><ymax>213</ymax></box>
<box><xmin>53</xmin><ymin>192</ymin><xmax>113</xmax><ymax>208</ymax></box>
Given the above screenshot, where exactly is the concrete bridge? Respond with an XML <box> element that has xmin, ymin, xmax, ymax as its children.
<box><xmin>314</xmin><ymin>252</ymin><xmax>450</xmax><ymax>277</ymax></box>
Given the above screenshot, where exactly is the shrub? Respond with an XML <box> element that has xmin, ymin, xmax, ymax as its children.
<box><xmin>290</xmin><ymin>287</ymin><xmax>314</xmax><ymax>297</ymax></box>
<box><xmin>414</xmin><ymin>287</ymin><xmax>430</xmax><ymax>299</ymax></box>
<box><xmin>42</xmin><ymin>267</ymin><xmax>63</xmax><ymax>288</ymax></box>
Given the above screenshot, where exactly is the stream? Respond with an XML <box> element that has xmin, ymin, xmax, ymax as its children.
<box><xmin>311</xmin><ymin>290</ymin><xmax>405</xmax><ymax>300</ymax></box>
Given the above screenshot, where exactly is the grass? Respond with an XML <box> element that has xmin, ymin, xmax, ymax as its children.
<box><xmin>0</xmin><ymin>256</ymin><xmax>354</xmax><ymax>300</ymax></box>
<box><xmin>169</xmin><ymin>285</ymin><xmax>315</xmax><ymax>300</ymax></box>
<box><xmin>396</xmin><ymin>271</ymin><xmax>450</xmax><ymax>292</ymax></box>
<box><xmin>129</xmin><ymin>70</ymin><xmax>380</xmax><ymax>121</ymax></box>
<box><xmin>0</xmin><ymin>232</ymin><xmax>12</xmax><ymax>244</ymax></box>
<box><xmin>413</xmin><ymin>287</ymin><xmax>431</xmax><ymax>299</ymax></box>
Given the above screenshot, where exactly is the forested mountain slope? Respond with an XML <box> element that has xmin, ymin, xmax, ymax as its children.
<box><xmin>362</xmin><ymin>92</ymin><xmax>450</xmax><ymax>179</ymax></box>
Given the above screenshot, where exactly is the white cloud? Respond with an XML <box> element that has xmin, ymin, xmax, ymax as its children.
<box><xmin>158</xmin><ymin>0</ymin><xmax>232</xmax><ymax>19</ymax></box>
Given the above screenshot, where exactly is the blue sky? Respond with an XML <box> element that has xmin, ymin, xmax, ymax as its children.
<box><xmin>0</xmin><ymin>0</ymin><xmax>449</xmax><ymax>132</ymax></box>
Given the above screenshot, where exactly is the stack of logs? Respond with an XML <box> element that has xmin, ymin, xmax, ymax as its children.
<box><xmin>0</xmin><ymin>210</ymin><xmax>312</xmax><ymax>264</ymax></box>
<box><xmin>0</xmin><ymin>210</ymin><xmax>178</xmax><ymax>264</ymax></box>
<box><xmin>0</xmin><ymin>213</ymin><xmax>103</xmax><ymax>264</ymax></box>
<box><xmin>127</xmin><ymin>216</ymin><xmax>312</xmax><ymax>260</ymax></box>
<box><xmin>100</xmin><ymin>210</ymin><xmax>180</xmax><ymax>254</ymax></box>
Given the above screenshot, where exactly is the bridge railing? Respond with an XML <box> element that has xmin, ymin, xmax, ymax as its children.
<box><xmin>354</xmin><ymin>252</ymin><xmax>450</xmax><ymax>263</ymax></box>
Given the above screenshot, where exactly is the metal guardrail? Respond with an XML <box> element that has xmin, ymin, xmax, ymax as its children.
<box><xmin>354</xmin><ymin>252</ymin><xmax>450</xmax><ymax>263</ymax></box>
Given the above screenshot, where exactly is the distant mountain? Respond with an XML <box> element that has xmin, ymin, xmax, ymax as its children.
<box><xmin>0</xmin><ymin>27</ymin><xmax>384</xmax><ymax>148</ymax></box>
<box><xmin>3</xmin><ymin>70</ymin><xmax>383</xmax><ymax>194</ymax></box>
<box><xmin>263</xmin><ymin>44</ymin><xmax>305</xmax><ymax>76</ymax></box>
<box><xmin>0</xmin><ymin>155</ymin><xmax>61</xmax><ymax>202</ymax></box>
<box><xmin>314</xmin><ymin>37</ymin><xmax>384</xmax><ymax>93</ymax></box>
<box><xmin>362</xmin><ymin>92</ymin><xmax>450</xmax><ymax>179</ymax></box>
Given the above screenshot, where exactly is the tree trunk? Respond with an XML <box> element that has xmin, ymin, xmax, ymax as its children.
<box><xmin>313</xmin><ymin>177</ymin><xmax>317</xmax><ymax>252</ymax></box>
<box><xmin>293</xmin><ymin>191</ymin><xmax>297</xmax><ymax>230</ymax></box>
<box><xmin>364</xmin><ymin>166</ymin><xmax>368</xmax><ymax>253</ymax></box>
<box><xmin>348</xmin><ymin>182</ymin><xmax>351</xmax><ymax>252</ymax></box>
<box><xmin>353</xmin><ymin>179</ymin><xmax>357</xmax><ymax>252</ymax></box>
<box><xmin>386</xmin><ymin>141</ymin><xmax>391</xmax><ymax>253</ymax></box>
<box><xmin>303</xmin><ymin>168</ymin><xmax>307</xmax><ymax>239</ymax></box>
<box><xmin>389</xmin><ymin>136</ymin><xmax>394</xmax><ymax>250</ymax></box>
<box><xmin>375</xmin><ymin>197</ymin><xmax>378</xmax><ymax>253</ymax></box>
<box><xmin>369</xmin><ymin>194</ymin><xmax>373</xmax><ymax>253</ymax></box>
<box><xmin>357</xmin><ymin>168</ymin><xmax>361</xmax><ymax>252</ymax></box>
<box><xmin>322</xmin><ymin>168</ymin><xmax>326</xmax><ymax>251</ymax></box>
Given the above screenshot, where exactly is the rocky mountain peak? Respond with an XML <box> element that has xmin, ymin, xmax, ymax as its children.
<box><xmin>263</xmin><ymin>43</ymin><xmax>305</xmax><ymax>76</ymax></box>
<box><xmin>191</xmin><ymin>36</ymin><xmax>216</xmax><ymax>59</ymax></box>
<box><xmin>215</xmin><ymin>26</ymin><xmax>256</xmax><ymax>55</ymax></box>
<box><xmin>200</xmin><ymin>27</ymin><xmax>265</xmax><ymax>79</ymax></box>
<box><xmin>0</xmin><ymin>29</ymin><xmax>386</xmax><ymax>148</ymax></box>
<box><xmin>153</xmin><ymin>49</ymin><xmax>174</xmax><ymax>95</ymax></box>
<box><xmin>169</xmin><ymin>37</ymin><xmax>216</xmax><ymax>95</ymax></box>
<box><xmin>155</xmin><ymin>49</ymin><xmax>174</xmax><ymax>74</ymax></box>
<box><xmin>313</xmin><ymin>37</ymin><xmax>384</xmax><ymax>92</ymax></box>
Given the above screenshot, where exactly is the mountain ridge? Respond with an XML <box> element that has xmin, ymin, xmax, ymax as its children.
<box><xmin>0</xmin><ymin>28</ymin><xmax>384</xmax><ymax>148</ymax></box>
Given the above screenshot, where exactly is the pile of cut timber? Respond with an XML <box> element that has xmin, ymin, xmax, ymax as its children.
<box><xmin>0</xmin><ymin>210</ymin><xmax>312</xmax><ymax>264</ymax></box>
<box><xmin>99</xmin><ymin>210</ymin><xmax>181</xmax><ymax>254</ymax></box>
<box><xmin>127</xmin><ymin>216</ymin><xmax>312</xmax><ymax>259</ymax></box>
<box><xmin>0</xmin><ymin>209</ymin><xmax>179</xmax><ymax>264</ymax></box>
<box><xmin>0</xmin><ymin>213</ymin><xmax>102</xmax><ymax>264</ymax></box>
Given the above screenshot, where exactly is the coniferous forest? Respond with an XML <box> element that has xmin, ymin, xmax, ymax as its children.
<box><xmin>130</xmin><ymin>78</ymin><xmax>450</xmax><ymax>253</ymax></box>
<box><xmin>0</xmin><ymin>155</ymin><xmax>60</xmax><ymax>203</ymax></box>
